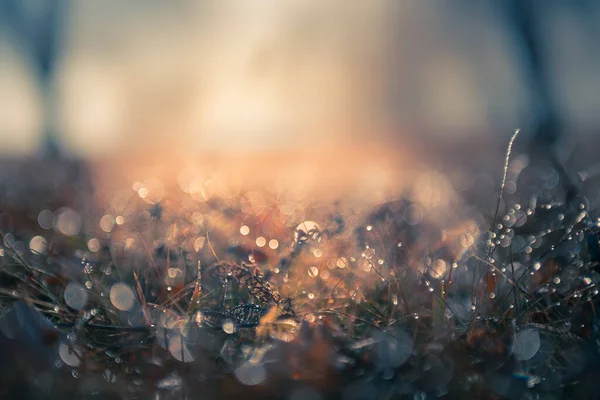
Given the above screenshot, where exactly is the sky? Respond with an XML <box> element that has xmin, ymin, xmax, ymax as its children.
<box><xmin>1</xmin><ymin>0</ymin><xmax>599</xmax><ymax>158</ymax></box>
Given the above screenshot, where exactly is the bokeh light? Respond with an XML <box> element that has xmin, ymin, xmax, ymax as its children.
<box><xmin>109</xmin><ymin>283</ymin><xmax>135</xmax><ymax>311</ymax></box>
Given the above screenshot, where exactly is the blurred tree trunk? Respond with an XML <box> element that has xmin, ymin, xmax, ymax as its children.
<box><xmin>1</xmin><ymin>0</ymin><xmax>96</xmax><ymax>225</ymax></box>
<box><xmin>1</xmin><ymin>0</ymin><xmax>68</xmax><ymax>157</ymax></box>
<box><xmin>507</xmin><ymin>0</ymin><xmax>577</xmax><ymax>199</ymax></box>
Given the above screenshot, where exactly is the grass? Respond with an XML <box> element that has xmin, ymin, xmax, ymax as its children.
<box><xmin>0</xmin><ymin>140</ymin><xmax>599</xmax><ymax>399</ymax></box>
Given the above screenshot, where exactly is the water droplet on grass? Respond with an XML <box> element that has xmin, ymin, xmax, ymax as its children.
<box><xmin>374</xmin><ymin>330</ymin><xmax>412</xmax><ymax>368</ymax></box>
<box><xmin>29</xmin><ymin>236</ymin><xmax>47</xmax><ymax>254</ymax></box>
<box><xmin>235</xmin><ymin>362</ymin><xmax>267</xmax><ymax>386</ymax></box>
<box><xmin>87</xmin><ymin>238</ymin><xmax>101</xmax><ymax>252</ymax></box>
<box><xmin>64</xmin><ymin>282</ymin><xmax>88</xmax><ymax>310</ymax></box>
<box><xmin>223</xmin><ymin>321</ymin><xmax>235</xmax><ymax>334</ymax></box>
<box><xmin>55</xmin><ymin>208</ymin><xmax>82</xmax><ymax>236</ymax></box>
<box><xmin>109</xmin><ymin>283</ymin><xmax>135</xmax><ymax>311</ymax></box>
<box><xmin>168</xmin><ymin>335</ymin><xmax>194</xmax><ymax>363</ymax></box>
<box><xmin>37</xmin><ymin>210</ymin><xmax>54</xmax><ymax>229</ymax></box>
<box><xmin>336</xmin><ymin>257</ymin><xmax>348</xmax><ymax>269</ymax></box>
<box><xmin>100</xmin><ymin>214</ymin><xmax>115</xmax><ymax>233</ymax></box>
<box><xmin>513</xmin><ymin>329</ymin><xmax>540</xmax><ymax>361</ymax></box>
<box><xmin>59</xmin><ymin>343</ymin><xmax>81</xmax><ymax>367</ymax></box>
<box><xmin>293</xmin><ymin>221</ymin><xmax>322</xmax><ymax>245</ymax></box>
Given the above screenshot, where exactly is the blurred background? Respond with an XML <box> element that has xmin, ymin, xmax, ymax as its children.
<box><xmin>1</xmin><ymin>0</ymin><xmax>600</xmax><ymax>205</ymax></box>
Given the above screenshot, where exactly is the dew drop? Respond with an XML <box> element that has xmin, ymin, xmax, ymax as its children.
<box><xmin>234</xmin><ymin>362</ymin><xmax>267</xmax><ymax>386</ymax></box>
<box><xmin>59</xmin><ymin>343</ymin><xmax>81</xmax><ymax>367</ymax></box>
<box><xmin>29</xmin><ymin>236</ymin><xmax>47</xmax><ymax>254</ymax></box>
<box><xmin>430</xmin><ymin>259</ymin><xmax>447</xmax><ymax>278</ymax></box>
<box><xmin>87</xmin><ymin>238</ymin><xmax>101</xmax><ymax>252</ymax></box>
<box><xmin>55</xmin><ymin>208</ymin><xmax>82</xmax><ymax>236</ymax></box>
<box><xmin>100</xmin><ymin>214</ymin><xmax>115</xmax><ymax>233</ymax></box>
<box><xmin>168</xmin><ymin>334</ymin><xmax>194</xmax><ymax>363</ymax></box>
<box><xmin>223</xmin><ymin>321</ymin><xmax>235</xmax><ymax>334</ymax></box>
<box><xmin>194</xmin><ymin>237</ymin><xmax>205</xmax><ymax>252</ymax></box>
<box><xmin>513</xmin><ymin>329</ymin><xmax>540</xmax><ymax>361</ymax></box>
<box><xmin>109</xmin><ymin>283</ymin><xmax>135</xmax><ymax>311</ymax></box>
<box><xmin>293</xmin><ymin>221</ymin><xmax>322</xmax><ymax>245</ymax></box>
<box><xmin>460</xmin><ymin>233</ymin><xmax>475</xmax><ymax>248</ymax></box>
<box><xmin>64</xmin><ymin>282</ymin><xmax>88</xmax><ymax>310</ymax></box>
<box><xmin>336</xmin><ymin>257</ymin><xmax>348</xmax><ymax>269</ymax></box>
<box><xmin>374</xmin><ymin>330</ymin><xmax>413</xmax><ymax>368</ymax></box>
<box><xmin>37</xmin><ymin>210</ymin><xmax>54</xmax><ymax>229</ymax></box>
